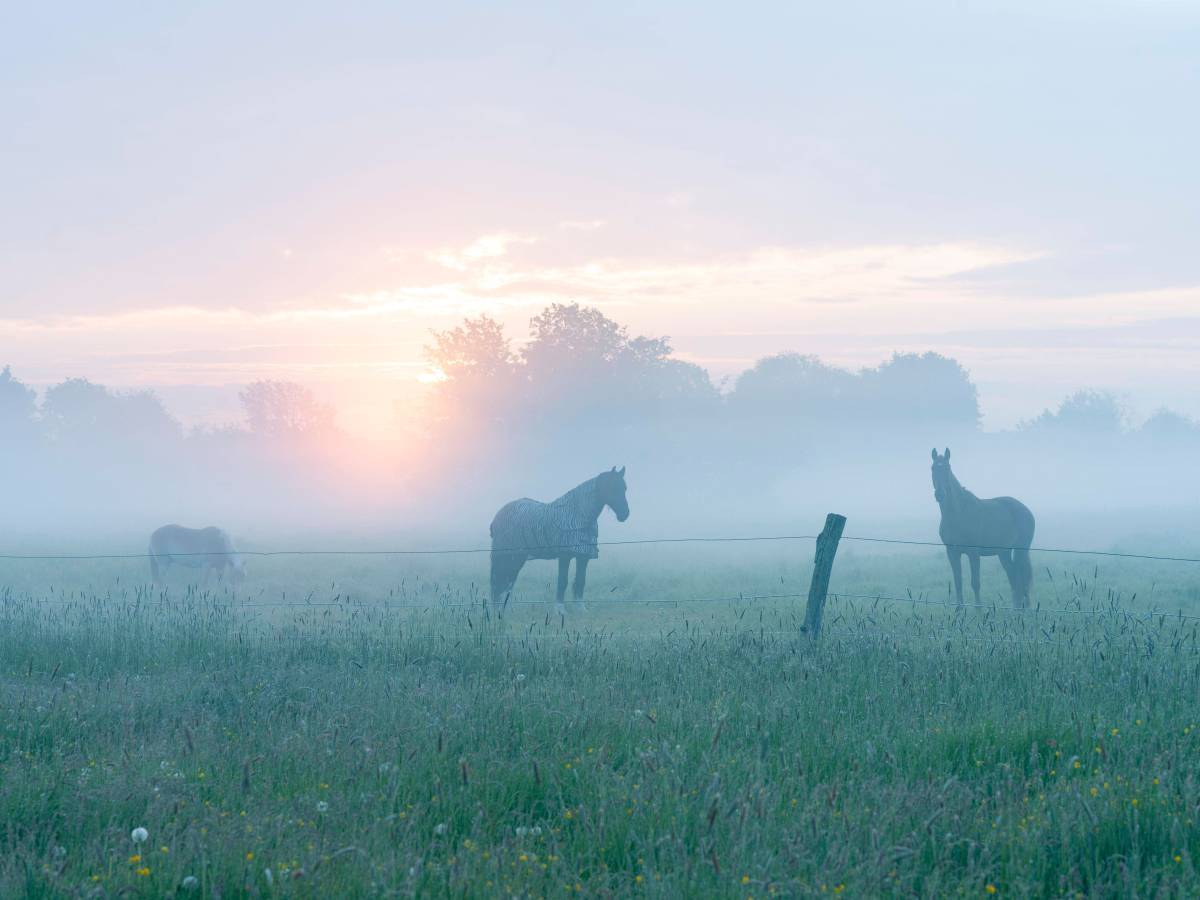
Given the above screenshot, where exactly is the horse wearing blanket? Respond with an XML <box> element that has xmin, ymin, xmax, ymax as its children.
<box><xmin>149</xmin><ymin>524</ymin><xmax>246</xmax><ymax>585</ymax></box>
<box><xmin>490</xmin><ymin>467</ymin><xmax>629</xmax><ymax>613</ymax></box>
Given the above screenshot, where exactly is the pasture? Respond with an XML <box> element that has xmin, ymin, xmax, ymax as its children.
<box><xmin>3</xmin><ymin>541</ymin><xmax>1200</xmax><ymax>897</ymax></box>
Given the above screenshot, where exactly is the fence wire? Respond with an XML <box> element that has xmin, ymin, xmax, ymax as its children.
<box><xmin>2</xmin><ymin>533</ymin><xmax>1198</xmax><ymax>563</ymax></box>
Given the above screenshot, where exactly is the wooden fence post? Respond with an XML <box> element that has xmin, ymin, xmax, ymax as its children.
<box><xmin>803</xmin><ymin>513</ymin><xmax>847</xmax><ymax>638</ymax></box>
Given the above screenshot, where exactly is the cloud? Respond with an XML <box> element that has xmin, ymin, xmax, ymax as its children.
<box><xmin>557</xmin><ymin>219</ymin><xmax>607</xmax><ymax>231</ymax></box>
<box><xmin>427</xmin><ymin>232</ymin><xmax>538</xmax><ymax>272</ymax></box>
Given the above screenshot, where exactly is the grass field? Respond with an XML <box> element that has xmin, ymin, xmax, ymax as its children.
<box><xmin>3</xmin><ymin>542</ymin><xmax>1200</xmax><ymax>897</ymax></box>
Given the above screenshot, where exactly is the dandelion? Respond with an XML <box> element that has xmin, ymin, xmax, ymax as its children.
<box><xmin>1175</xmin><ymin>855</ymin><xmax>1183</xmax><ymax>863</ymax></box>
<box><xmin>516</xmin><ymin>826</ymin><xmax>529</xmax><ymax>837</ymax></box>
<box><xmin>131</xmin><ymin>827</ymin><xmax>149</xmax><ymax>844</ymax></box>
<box><xmin>316</xmin><ymin>801</ymin><xmax>329</xmax><ymax>813</ymax></box>
<box><xmin>136</xmin><ymin>867</ymin><xmax>151</xmax><ymax>877</ymax></box>
<box><xmin>531</xmin><ymin>826</ymin><xmax>542</xmax><ymax>836</ymax></box>
<box><xmin>516</xmin><ymin>673</ymin><xmax>526</xmax><ymax>682</ymax></box>
<box><xmin>246</xmin><ymin>852</ymin><xmax>254</xmax><ymax>861</ymax></box>
<box><xmin>129</xmin><ymin>855</ymin><xmax>142</xmax><ymax>864</ymax></box>
<box><xmin>742</xmin><ymin>875</ymin><xmax>751</xmax><ymax>884</ymax></box>
<box><xmin>985</xmin><ymin>886</ymin><xmax>997</xmax><ymax>894</ymax></box>
<box><xmin>434</xmin><ymin>823</ymin><xmax>448</xmax><ymax>836</ymax></box>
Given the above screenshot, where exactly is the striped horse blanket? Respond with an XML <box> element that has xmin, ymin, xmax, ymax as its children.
<box><xmin>490</xmin><ymin>478</ymin><xmax>602</xmax><ymax>560</ymax></box>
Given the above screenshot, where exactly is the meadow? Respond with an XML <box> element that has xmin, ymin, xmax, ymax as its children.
<box><xmin>3</xmin><ymin>540</ymin><xmax>1200</xmax><ymax>898</ymax></box>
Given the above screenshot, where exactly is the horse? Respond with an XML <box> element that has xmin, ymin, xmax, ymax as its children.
<box><xmin>489</xmin><ymin>467</ymin><xmax>629</xmax><ymax>613</ymax></box>
<box><xmin>930</xmin><ymin>448</ymin><xmax>1035</xmax><ymax>607</ymax></box>
<box><xmin>148</xmin><ymin>524</ymin><xmax>246</xmax><ymax>585</ymax></box>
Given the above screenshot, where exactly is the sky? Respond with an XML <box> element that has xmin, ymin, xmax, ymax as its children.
<box><xmin>2</xmin><ymin>1</ymin><xmax>1198</xmax><ymax>435</ymax></box>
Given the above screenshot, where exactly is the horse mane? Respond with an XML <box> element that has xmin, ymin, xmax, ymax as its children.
<box><xmin>554</xmin><ymin>474</ymin><xmax>601</xmax><ymax>509</ymax></box>
<box><xmin>945</xmin><ymin>466</ymin><xmax>978</xmax><ymax>504</ymax></box>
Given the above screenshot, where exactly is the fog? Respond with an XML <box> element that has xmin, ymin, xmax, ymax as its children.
<box><xmin>3</xmin><ymin>305</ymin><xmax>1199</xmax><ymax>560</ymax></box>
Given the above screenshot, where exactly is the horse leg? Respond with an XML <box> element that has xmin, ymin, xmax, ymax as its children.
<box><xmin>947</xmin><ymin>547</ymin><xmax>964</xmax><ymax>606</ymax></box>
<box><xmin>573</xmin><ymin>556</ymin><xmax>589</xmax><ymax>612</ymax></box>
<box><xmin>968</xmin><ymin>552</ymin><xmax>981</xmax><ymax>604</ymax></box>
<box><xmin>1014</xmin><ymin>548</ymin><xmax>1033</xmax><ymax>608</ymax></box>
<box><xmin>997</xmin><ymin>550</ymin><xmax>1019</xmax><ymax>605</ymax></box>
<box><xmin>555</xmin><ymin>556</ymin><xmax>570</xmax><ymax>615</ymax></box>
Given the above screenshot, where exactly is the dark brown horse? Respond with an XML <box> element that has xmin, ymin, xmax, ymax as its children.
<box><xmin>931</xmin><ymin>449</ymin><xmax>1035</xmax><ymax>607</ymax></box>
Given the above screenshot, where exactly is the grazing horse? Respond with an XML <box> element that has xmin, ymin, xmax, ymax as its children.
<box><xmin>489</xmin><ymin>467</ymin><xmax>630</xmax><ymax>613</ymax></box>
<box><xmin>931</xmin><ymin>449</ymin><xmax>1035</xmax><ymax>607</ymax></box>
<box><xmin>149</xmin><ymin>525</ymin><xmax>245</xmax><ymax>585</ymax></box>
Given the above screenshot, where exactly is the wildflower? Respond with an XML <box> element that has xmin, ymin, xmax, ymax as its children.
<box><xmin>131</xmin><ymin>827</ymin><xmax>149</xmax><ymax>844</ymax></box>
<box><xmin>1175</xmin><ymin>855</ymin><xmax>1183</xmax><ymax>863</ymax></box>
<box><xmin>986</xmin><ymin>886</ymin><xmax>997</xmax><ymax>894</ymax></box>
<box><xmin>246</xmin><ymin>852</ymin><xmax>254</xmax><ymax>861</ymax></box>
<box><xmin>316</xmin><ymin>801</ymin><xmax>329</xmax><ymax>813</ymax></box>
<box><xmin>516</xmin><ymin>673</ymin><xmax>526</xmax><ymax>682</ymax></box>
<box><xmin>636</xmin><ymin>874</ymin><xmax>644</xmax><ymax>883</ymax></box>
<box><xmin>434</xmin><ymin>823</ymin><xmax>448</xmax><ymax>836</ymax></box>
<box><xmin>129</xmin><ymin>854</ymin><xmax>142</xmax><ymax>864</ymax></box>
<box><xmin>564</xmin><ymin>810</ymin><xmax>575</xmax><ymax>820</ymax></box>
<box><xmin>160</xmin><ymin>846</ymin><xmax>169</xmax><ymax>854</ymax></box>
<box><xmin>516</xmin><ymin>826</ymin><xmax>529</xmax><ymax>837</ymax></box>
<box><xmin>531</xmin><ymin>826</ymin><xmax>542</xmax><ymax>836</ymax></box>
<box><xmin>742</xmin><ymin>875</ymin><xmax>751</xmax><ymax>884</ymax></box>
<box><xmin>136</xmin><ymin>867</ymin><xmax>150</xmax><ymax>877</ymax></box>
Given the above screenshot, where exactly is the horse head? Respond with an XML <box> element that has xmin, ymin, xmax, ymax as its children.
<box><xmin>599</xmin><ymin>466</ymin><xmax>629</xmax><ymax>522</ymax></box>
<box><xmin>930</xmin><ymin>448</ymin><xmax>953</xmax><ymax>503</ymax></box>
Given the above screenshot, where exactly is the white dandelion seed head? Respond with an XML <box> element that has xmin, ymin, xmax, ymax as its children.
<box><xmin>434</xmin><ymin>823</ymin><xmax>448</xmax><ymax>836</ymax></box>
<box><xmin>181</xmin><ymin>875</ymin><xmax>199</xmax><ymax>890</ymax></box>
<box><xmin>316</xmin><ymin>801</ymin><xmax>329</xmax><ymax>813</ymax></box>
<box><xmin>131</xmin><ymin>827</ymin><xmax>149</xmax><ymax>844</ymax></box>
<box><xmin>531</xmin><ymin>826</ymin><xmax>542</xmax><ymax>836</ymax></box>
<box><xmin>516</xmin><ymin>673</ymin><xmax>526</xmax><ymax>682</ymax></box>
<box><xmin>515</xmin><ymin>826</ymin><xmax>529</xmax><ymax>837</ymax></box>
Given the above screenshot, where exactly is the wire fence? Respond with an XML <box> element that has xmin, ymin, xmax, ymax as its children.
<box><xmin>3</xmin><ymin>531</ymin><xmax>1200</xmax><ymax>643</ymax></box>
<box><xmin>1</xmin><ymin>532</ymin><xmax>1199</xmax><ymax>563</ymax></box>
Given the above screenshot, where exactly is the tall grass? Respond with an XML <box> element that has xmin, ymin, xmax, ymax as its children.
<box><xmin>2</xmin><ymin>550</ymin><xmax>1200</xmax><ymax>896</ymax></box>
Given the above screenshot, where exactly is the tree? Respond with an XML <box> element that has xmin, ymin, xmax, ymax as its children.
<box><xmin>41</xmin><ymin>378</ymin><xmax>179</xmax><ymax>443</ymax></box>
<box><xmin>728</xmin><ymin>353</ymin><xmax>857</xmax><ymax>422</ymax></box>
<box><xmin>425</xmin><ymin>315</ymin><xmax>516</xmax><ymax>382</ymax></box>
<box><xmin>1140</xmin><ymin>408</ymin><xmax>1198</xmax><ymax>441</ymax></box>
<box><xmin>859</xmin><ymin>352</ymin><xmax>980</xmax><ymax>430</ymax></box>
<box><xmin>239</xmin><ymin>381</ymin><xmax>335</xmax><ymax>439</ymax></box>
<box><xmin>0</xmin><ymin>366</ymin><xmax>37</xmax><ymax>438</ymax></box>
<box><xmin>1021</xmin><ymin>390</ymin><xmax>1124</xmax><ymax>434</ymax></box>
<box><xmin>520</xmin><ymin>303</ymin><xmax>714</xmax><ymax>419</ymax></box>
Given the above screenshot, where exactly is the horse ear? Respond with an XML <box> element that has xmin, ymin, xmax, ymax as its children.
<box><xmin>944</xmin><ymin>448</ymin><xmax>951</xmax><ymax>460</ymax></box>
<box><xmin>931</xmin><ymin>448</ymin><xmax>938</xmax><ymax>461</ymax></box>
<box><xmin>618</xmin><ymin>465</ymin><xmax>625</xmax><ymax>476</ymax></box>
